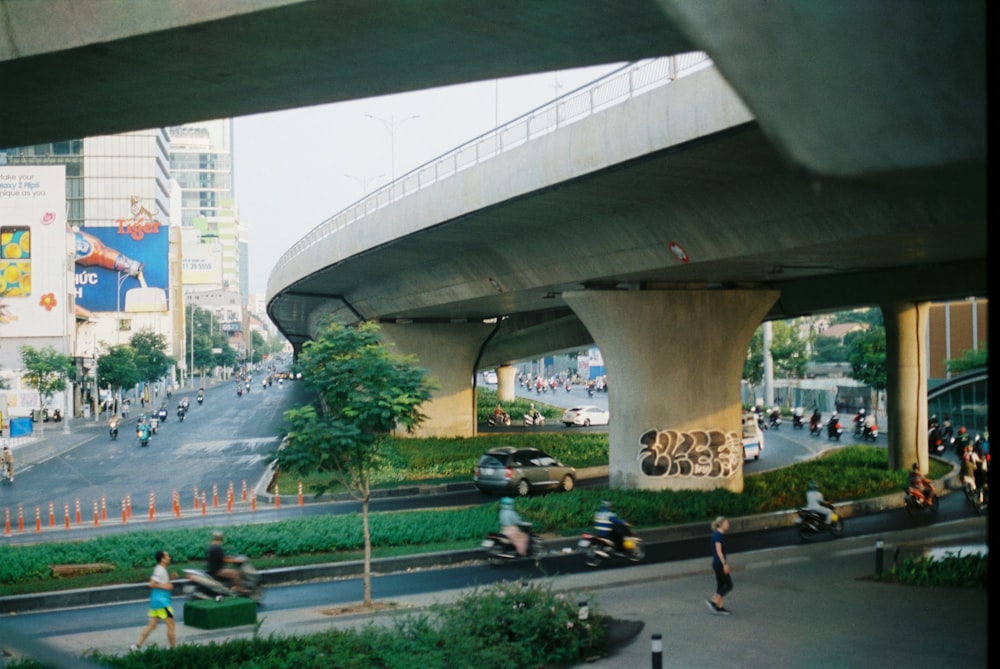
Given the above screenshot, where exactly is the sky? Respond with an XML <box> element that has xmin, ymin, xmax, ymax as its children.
<box><xmin>233</xmin><ymin>63</ymin><xmax>623</xmax><ymax>295</ymax></box>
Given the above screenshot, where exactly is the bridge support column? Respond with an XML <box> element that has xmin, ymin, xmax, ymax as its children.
<box><xmin>496</xmin><ymin>364</ymin><xmax>517</xmax><ymax>403</ymax></box>
<box><xmin>563</xmin><ymin>289</ymin><xmax>778</xmax><ymax>492</ymax></box>
<box><xmin>378</xmin><ymin>322</ymin><xmax>494</xmax><ymax>438</ymax></box>
<box><xmin>882</xmin><ymin>300</ymin><xmax>929</xmax><ymax>473</ymax></box>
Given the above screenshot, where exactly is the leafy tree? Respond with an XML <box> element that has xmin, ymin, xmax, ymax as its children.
<box><xmin>19</xmin><ymin>345</ymin><xmax>73</xmax><ymax>415</ymax></box>
<box><xmin>812</xmin><ymin>335</ymin><xmax>847</xmax><ymax>363</ymax></box>
<box><xmin>946</xmin><ymin>345</ymin><xmax>988</xmax><ymax>375</ymax></box>
<box><xmin>847</xmin><ymin>326</ymin><xmax>887</xmax><ymax>391</ymax></box>
<box><xmin>274</xmin><ymin>321</ymin><xmax>434</xmax><ymax>605</ymax></box>
<box><xmin>743</xmin><ymin>327</ymin><xmax>764</xmax><ymax>385</ymax></box>
<box><xmin>250</xmin><ymin>330</ymin><xmax>267</xmax><ymax>364</ymax></box>
<box><xmin>97</xmin><ymin>345</ymin><xmax>141</xmax><ymax>408</ymax></box>
<box><xmin>129</xmin><ymin>330</ymin><xmax>175</xmax><ymax>385</ymax></box>
<box><xmin>743</xmin><ymin>321</ymin><xmax>808</xmax><ymax>383</ymax></box>
<box><xmin>770</xmin><ymin>320</ymin><xmax>809</xmax><ymax>379</ymax></box>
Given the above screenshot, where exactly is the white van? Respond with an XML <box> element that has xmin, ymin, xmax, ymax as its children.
<box><xmin>742</xmin><ymin>413</ymin><xmax>764</xmax><ymax>461</ymax></box>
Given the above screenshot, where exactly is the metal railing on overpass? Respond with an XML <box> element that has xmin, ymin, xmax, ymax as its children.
<box><xmin>272</xmin><ymin>52</ymin><xmax>712</xmax><ymax>280</ymax></box>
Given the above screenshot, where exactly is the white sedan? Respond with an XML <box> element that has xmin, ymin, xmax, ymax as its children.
<box><xmin>561</xmin><ymin>405</ymin><xmax>610</xmax><ymax>427</ymax></box>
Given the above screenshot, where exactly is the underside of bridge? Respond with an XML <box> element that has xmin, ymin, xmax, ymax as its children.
<box><xmin>1</xmin><ymin>1</ymin><xmax>985</xmax><ymax>490</ymax></box>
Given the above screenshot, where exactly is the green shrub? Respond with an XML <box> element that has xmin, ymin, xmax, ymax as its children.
<box><xmin>885</xmin><ymin>551</ymin><xmax>988</xmax><ymax>589</ymax></box>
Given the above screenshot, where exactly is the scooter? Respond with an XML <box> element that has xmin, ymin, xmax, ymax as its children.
<box><xmin>197</xmin><ymin>392</ymin><xmax>204</xmax><ymax>405</ymax></box>
<box><xmin>487</xmin><ymin>412</ymin><xmax>511</xmax><ymax>427</ymax></box>
<box><xmin>795</xmin><ymin>503</ymin><xmax>844</xmax><ymax>540</ymax></box>
<box><xmin>768</xmin><ymin>414</ymin><xmax>782</xmax><ymax>430</ymax></box>
<box><xmin>157</xmin><ymin>407</ymin><xmax>168</xmax><ymax>423</ymax></box>
<box><xmin>237</xmin><ymin>386</ymin><xmax>243</xmax><ymax>397</ymax></box>
<box><xmin>182</xmin><ymin>557</ymin><xmax>263</xmax><ymax>602</ymax></box>
<box><xmin>578</xmin><ymin>526</ymin><xmax>645</xmax><ymax>567</ymax></box>
<box><xmin>792</xmin><ymin>414</ymin><xmax>804</xmax><ymax>429</ymax></box>
<box><xmin>861</xmin><ymin>424</ymin><xmax>879</xmax><ymax>442</ymax></box>
<box><xmin>109</xmin><ymin>421</ymin><xmax>119</xmax><ymax>441</ymax></box>
<box><xmin>927</xmin><ymin>426</ymin><xmax>945</xmax><ymax>454</ymax></box>
<box><xmin>482</xmin><ymin>523</ymin><xmax>546</xmax><ymax>565</ymax></box>
<box><xmin>136</xmin><ymin>424</ymin><xmax>150</xmax><ymax>447</ymax></box>
<box><xmin>827</xmin><ymin>418</ymin><xmax>843</xmax><ymax>441</ymax></box>
<box><xmin>177</xmin><ymin>406</ymin><xmax>186</xmax><ymax>422</ymax></box>
<box><xmin>523</xmin><ymin>412</ymin><xmax>546</xmax><ymax>427</ymax></box>
<box><xmin>809</xmin><ymin>416</ymin><xmax>823</xmax><ymax>437</ymax></box>
<box><xmin>904</xmin><ymin>485</ymin><xmax>939</xmax><ymax>516</ymax></box>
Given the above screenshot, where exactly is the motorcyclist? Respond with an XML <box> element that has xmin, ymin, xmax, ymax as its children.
<box><xmin>908</xmin><ymin>463</ymin><xmax>935</xmax><ymax>505</ymax></box>
<box><xmin>769</xmin><ymin>406</ymin><xmax>781</xmax><ymax>427</ymax></box>
<box><xmin>792</xmin><ymin>406</ymin><xmax>804</xmax><ymax>427</ymax></box>
<box><xmin>197</xmin><ymin>389</ymin><xmax>204</xmax><ymax>404</ymax></box>
<box><xmin>852</xmin><ymin>408</ymin><xmax>867</xmax><ymax>436</ymax></box>
<box><xmin>157</xmin><ymin>405</ymin><xmax>168</xmax><ymax>422</ymax></box>
<box><xmin>136</xmin><ymin>420</ymin><xmax>151</xmax><ymax>444</ymax></box>
<box><xmin>206</xmin><ymin>530</ymin><xmax>244</xmax><ymax>591</ymax></box>
<box><xmin>827</xmin><ymin>413</ymin><xmax>841</xmax><ymax>438</ymax></box>
<box><xmin>108</xmin><ymin>414</ymin><xmax>121</xmax><ymax>435</ymax></box>
<box><xmin>498</xmin><ymin>497</ymin><xmax>529</xmax><ymax>556</ymax></box>
<box><xmin>953</xmin><ymin>426</ymin><xmax>971</xmax><ymax>455</ymax></box>
<box><xmin>809</xmin><ymin>408</ymin><xmax>823</xmax><ymax>432</ymax></box>
<box><xmin>594</xmin><ymin>499</ymin><xmax>632</xmax><ymax>552</ymax></box>
<box><xmin>804</xmin><ymin>481</ymin><xmax>834</xmax><ymax>524</ymax></box>
<box><xmin>2</xmin><ymin>445</ymin><xmax>14</xmax><ymax>482</ymax></box>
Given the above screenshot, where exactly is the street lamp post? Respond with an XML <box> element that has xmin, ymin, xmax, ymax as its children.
<box><xmin>344</xmin><ymin>172</ymin><xmax>386</xmax><ymax>200</ymax></box>
<box><xmin>365</xmin><ymin>113</ymin><xmax>420</xmax><ymax>181</ymax></box>
<box><xmin>189</xmin><ymin>302</ymin><xmax>195</xmax><ymax>389</ymax></box>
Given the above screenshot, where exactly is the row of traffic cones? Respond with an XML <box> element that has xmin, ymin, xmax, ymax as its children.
<box><xmin>3</xmin><ymin>481</ymin><xmax>306</xmax><ymax>536</ymax></box>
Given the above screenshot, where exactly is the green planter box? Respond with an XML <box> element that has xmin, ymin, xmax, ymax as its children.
<box><xmin>184</xmin><ymin>597</ymin><xmax>257</xmax><ymax>629</ymax></box>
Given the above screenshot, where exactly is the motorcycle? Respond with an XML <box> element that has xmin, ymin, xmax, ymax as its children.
<box><xmin>487</xmin><ymin>412</ymin><xmax>511</xmax><ymax>427</ymax></box>
<box><xmin>149</xmin><ymin>417</ymin><xmax>159</xmax><ymax>434</ymax></box>
<box><xmin>136</xmin><ymin>424</ymin><xmax>150</xmax><ymax>447</ymax></box>
<box><xmin>523</xmin><ymin>412</ymin><xmax>546</xmax><ymax>427</ymax></box>
<box><xmin>809</xmin><ymin>415</ymin><xmax>823</xmax><ymax>437</ymax></box>
<box><xmin>827</xmin><ymin>418</ymin><xmax>843</xmax><ymax>441</ymax></box>
<box><xmin>904</xmin><ymin>485</ymin><xmax>939</xmax><ymax>516</ymax></box>
<box><xmin>578</xmin><ymin>526</ymin><xmax>645</xmax><ymax>567</ymax></box>
<box><xmin>157</xmin><ymin>407</ymin><xmax>168</xmax><ymax>423</ymax></box>
<box><xmin>182</xmin><ymin>556</ymin><xmax>263</xmax><ymax>602</ymax></box>
<box><xmin>861</xmin><ymin>424</ymin><xmax>879</xmax><ymax>442</ymax></box>
<box><xmin>197</xmin><ymin>392</ymin><xmax>204</xmax><ymax>405</ymax></box>
<box><xmin>482</xmin><ymin>523</ymin><xmax>546</xmax><ymax>565</ymax></box>
<box><xmin>41</xmin><ymin>408</ymin><xmax>63</xmax><ymax>422</ymax></box>
<box><xmin>177</xmin><ymin>406</ymin><xmax>186</xmax><ymax>422</ymax></box>
<box><xmin>927</xmin><ymin>425</ymin><xmax>945</xmax><ymax>454</ymax></box>
<box><xmin>768</xmin><ymin>414</ymin><xmax>782</xmax><ymax>430</ymax></box>
<box><xmin>795</xmin><ymin>503</ymin><xmax>844</xmax><ymax>540</ymax></box>
<box><xmin>237</xmin><ymin>386</ymin><xmax>243</xmax><ymax>397</ymax></box>
<box><xmin>792</xmin><ymin>414</ymin><xmax>804</xmax><ymax>429</ymax></box>
<box><xmin>109</xmin><ymin>422</ymin><xmax>119</xmax><ymax>441</ymax></box>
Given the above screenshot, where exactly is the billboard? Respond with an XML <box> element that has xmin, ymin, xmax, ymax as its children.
<box><xmin>181</xmin><ymin>242</ymin><xmax>223</xmax><ymax>286</ymax></box>
<box><xmin>0</xmin><ymin>166</ymin><xmax>68</xmax><ymax>338</ymax></box>
<box><xmin>73</xmin><ymin>197</ymin><xmax>169</xmax><ymax>313</ymax></box>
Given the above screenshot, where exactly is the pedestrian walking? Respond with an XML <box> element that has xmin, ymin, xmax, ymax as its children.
<box><xmin>707</xmin><ymin>516</ymin><xmax>733</xmax><ymax>615</ymax></box>
<box><xmin>2</xmin><ymin>445</ymin><xmax>14</xmax><ymax>482</ymax></box>
<box><xmin>131</xmin><ymin>550</ymin><xmax>176</xmax><ymax>650</ymax></box>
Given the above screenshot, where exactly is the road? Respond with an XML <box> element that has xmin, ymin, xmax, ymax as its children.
<box><xmin>2</xmin><ymin>379</ymin><xmax>304</xmax><ymax>541</ymax></box>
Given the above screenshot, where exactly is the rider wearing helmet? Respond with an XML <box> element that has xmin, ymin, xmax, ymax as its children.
<box><xmin>804</xmin><ymin>481</ymin><xmax>834</xmax><ymax>524</ymax></box>
<box><xmin>954</xmin><ymin>425</ymin><xmax>972</xmax><ymax>455</ymax></box>
<box><xmin>499</xmin><ymin>497</ymin><xmax>529</xmax><ymax>556</ymax></box>
<box><xmin>594</xmin><ymin>500</ymin><xmax>630</xmax><ymax>552</ymax></box>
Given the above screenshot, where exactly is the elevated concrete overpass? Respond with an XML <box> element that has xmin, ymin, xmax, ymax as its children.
<box><xmin>1</xmin><ymin>1</ymin><xmax>986</xmax><ymax>491</ymax></box>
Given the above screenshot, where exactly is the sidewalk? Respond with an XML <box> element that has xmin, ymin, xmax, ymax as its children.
<box><xmin>5</xmin><ymin>517</ymin><xmax>988</xmax><ymax>667</ymax></box>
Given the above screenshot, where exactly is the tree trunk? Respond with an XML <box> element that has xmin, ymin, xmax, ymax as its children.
<box><xmin>362</xmin><ymin>494</ymin><xmax>372</xmax><ymax>606</ymax></box>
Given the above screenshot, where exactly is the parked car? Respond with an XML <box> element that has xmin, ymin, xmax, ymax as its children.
<box><xmin>561</xmin><ymin>405</ymin><xmax>610</xmax><ymax>427</ymax></box>
<box><xmin>474</xmin><ymin>447</ymin><xmax>576</xmax><ymax>496</ymax></box>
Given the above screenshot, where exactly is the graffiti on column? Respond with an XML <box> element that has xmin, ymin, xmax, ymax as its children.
<box><xmin>637</xmin><ymin>429</ymin><xmax>742</xmax><ymax>479</ymax></box>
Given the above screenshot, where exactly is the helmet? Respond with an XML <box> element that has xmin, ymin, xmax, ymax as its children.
<box><xmin>859</xmin><ymin>408</ymin><xmax>866</xmax><ymax>415</ymax></box>
<box><xmin>600</xmin><ymin>499</ymin><xmax>613</xmax><ymax>511</ymax></box>
<box><xmin>808</xmin><ymin>481</ymin><xmax>818</xmax><ymax>490</ymax></box>
<box><xmin>500</xmin><ymin>497</ymin><xmax>514</xmax><ymax>508</ymax></box>
<box><xmin>831</xmin><ymin>413</ymin><xmax>839</xmax><ymax>419</ymax></box>
<box><xmin>958</xmin><ymin>426</ymin><xmax>966</xmax><ymax>435</ymax></box>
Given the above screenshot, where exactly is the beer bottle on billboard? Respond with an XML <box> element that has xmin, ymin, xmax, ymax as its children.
<box><xmin>74</xmin><ymin>229</ymin><xmax>143</xmax><ymax>278</ymax></box>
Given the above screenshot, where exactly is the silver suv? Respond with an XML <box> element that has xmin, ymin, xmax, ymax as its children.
<box><xmin>474</xmin><ymin>447</ymin><xmax>576</xmax><ymax>497</ymax></box>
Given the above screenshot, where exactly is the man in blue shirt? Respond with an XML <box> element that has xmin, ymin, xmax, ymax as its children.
<box><xmin>131</xmin><ymin>550</ymin><xmax>175</xmax><ymax>650</ymax></box>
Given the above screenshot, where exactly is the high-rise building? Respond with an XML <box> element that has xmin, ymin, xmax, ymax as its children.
<box><xmin>167</xmin><ymin>121</ymin><xmax>234</xmax><ymax>228</ymax></box>
<box><xmin>169</xmin><ymin>122</ymin><xmax>247</xmax><ymax>302</ymax></box>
